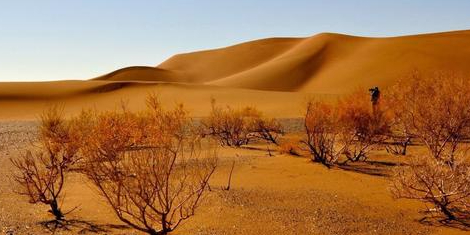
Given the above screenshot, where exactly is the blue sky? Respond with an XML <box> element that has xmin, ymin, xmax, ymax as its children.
<box><xmin>0</xmin><ymin>0</ymin><xmax>469</xmax><ymax>81</ymax></box>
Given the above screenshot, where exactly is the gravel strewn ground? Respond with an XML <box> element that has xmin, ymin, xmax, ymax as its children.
<box><xmin>0</xmin><ymin>121</ymin><xmax>466</xmax><ymax>235</ymax></box>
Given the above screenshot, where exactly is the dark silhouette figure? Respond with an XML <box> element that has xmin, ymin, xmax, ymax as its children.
<box><xmin>369</xmin><ymin>86</ymin><xmax>381</xmax><ymax>116</ymax></box>
<box><xmin>369</xmin><ymin>86</ymin><xmax>380</xmax><ymax>105</ymax></box>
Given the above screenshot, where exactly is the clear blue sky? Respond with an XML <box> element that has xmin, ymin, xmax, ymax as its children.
<box><xmin>1</xmin><ymin>0</ymin><xmax>469</xmax><ymax>81</ymax></box>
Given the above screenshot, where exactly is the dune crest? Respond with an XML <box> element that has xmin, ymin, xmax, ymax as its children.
<box><xmin>95</xmin><ymin>30</ymin><xmax>470</xmax><ymax>93</ymax></box>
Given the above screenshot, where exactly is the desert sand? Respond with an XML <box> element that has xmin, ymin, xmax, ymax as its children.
<box><xmin>1</xmin><ymin>30</ymin><xmax>470</xmax><ymax>234</ymax></box>
<box><xmin>0</xmin><ymin>123</ymin><xmax>468</xmax><ymax>235</ymax></box>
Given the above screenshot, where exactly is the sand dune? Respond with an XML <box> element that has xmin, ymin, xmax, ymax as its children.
<box><xmin>92</xmin><ymin>66</ymin><xmax>179</xmax><ymax>82</ymax></box>
<box><xmin>97</xmin><ymin>30</ymin><xmax>470</xmax><ymax>93</ymax></box>
<box><xmin>1</xmin><ymin>30</ymin><xmax>470</xmax><ymax>119</ymax></box>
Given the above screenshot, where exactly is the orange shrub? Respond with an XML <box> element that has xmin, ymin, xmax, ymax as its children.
<box><xmin>202</xmin><ymin>99</ymin><xmax>283</xmax><ymax>147</ymax></box>
<box><xmin>386</xmin><ymin>72</ymin><xmax>470</xmax><ymax>164</ymax></box>
<box><xmin>302</xmin><ymin>100</ymin><xmax>341</xmax><ymax>167</ymax></box>
<box><xmin>11</xmin><ymin>106</ymin><xmax>80</xmax><ymax>220</ymax></box>
<box><xmin>302</xmin><ymin>91</ymin><xmax>389</xmax><ymax>168</ymax></box>
<box><xmin>391</xmin><ymin>154</ymin><xmax>470</xmax><ymax>220</ymax></box>
<box><xmin>387</xmin><ymin>72</ymin><xmax>470</xmax><ymax>221</ymax></box>
<box><xmin>78</xmin><ymin>95</ymin><xmax>217</xmax><ymax>235</ymax></box>
<box><xmin>336</xmin><ymin>90</ymin><xmax>390</xmax><ymax>162</ymax></box>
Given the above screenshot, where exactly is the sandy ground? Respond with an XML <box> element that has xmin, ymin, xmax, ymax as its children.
<box><xmin>0</xmin><ymin>121</ymin><xmax>468</xmax><ymax>235</ymax></box>
<box><xmin>0</xmin><ymin>82</ymin><xmax>322</xmax><ymax>120</ymax></box>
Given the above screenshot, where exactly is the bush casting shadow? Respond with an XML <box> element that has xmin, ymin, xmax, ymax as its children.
<box><xmin>40</xmin><ymin>219</ymin><xmax>129</xmax><ymax>234</ymax></box>
<box><xmin>418</xmin><ymin>214</ymin><xmax>470</xmax><ymax>231</ymax></box>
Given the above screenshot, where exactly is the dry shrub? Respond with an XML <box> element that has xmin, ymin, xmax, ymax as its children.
<box><xmin>250</xmin><ymin>116</ymin><xmax>284</xmax><ymax>145</ymax></box>
<box><xmin>337</xmin><ymin>90</ymin><xmax>390</xmax><ymax>163</ymax></box>
<box><xmin>388</xmin><ymin>72</ymin><xmax>470</xmax><ymax>221</ymax></box>
<box><xmin>302</xmin><ymin>92</ymin><xmax>389</xmax><ymax>168</ymax></box>
<box><xmin>77</xmin><ymin>108</ymin><xmax>144</xmax><ymax>161</ymax></box>
<box><xmin>391</xmin><ymin>155</ymin><xmax>470</xmax><ymax>221</ymax></box>
<box><xmin>302</xmin><ymin>100</ymin><xmax>341</xmax><ymax>167</ymax></box>
<box><xmin>78</xmin><ymin>96</ymin><xmax>217</xmax><ymax>235</ymax></box>
<box><xmin>382</xmin><ymin>86</ymin><xmax>413</xmax><ymax>155</ymax></box>
<box><xmin>202</xmin><ymin>104</ymin><xmax>254</xmax><ymax>147</ymax></box>
<box><xmin>11</xmin><ymin>106</ymin><xmax>80</xmax><ymax>220</ymax></box>
<box><xmin>384</xmin><ymin>135</ymin><xmax>412</xmax><ymax>156</ymax></box>
<box><xmin>202</xmin><ymin>99</ymin><xmax>283</xmax><ymax>147</ymax></box>
<box><xmin>387</xmin><ymin>72</ymin><xmax>470</xmax><ymax>164</ymax></box>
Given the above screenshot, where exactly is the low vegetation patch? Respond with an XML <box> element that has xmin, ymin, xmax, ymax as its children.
<box><xmin>202</xmin><ymin>99</ymin><xmax>283</xmax><ymax>147</ymax></box>
<box><xmin>387</xmin><ymin>73</ymin><xmax>470</xmax><ymax>222</ymax></box>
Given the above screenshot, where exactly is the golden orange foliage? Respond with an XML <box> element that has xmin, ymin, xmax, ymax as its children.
<box><xmin>11</xmin><ymin>106</ymin><xmax>80</xmax><ymax>220</ymax></box>
<box><xmin>303</xmin><ymin>90</ymin><xmax>389</xmax><ymax>167</ymax></box>
<box><xmin>303</xmin><ymin>100</ymin><xmax>341</xmax><ymax>167</ymax></box>
<box><xmin>387</xmin><ymin>72</ymin><xmax>470</xmax><ymax>163</ymax></box>
<box><xmin>336</xmin><ymin>90</ymin><xmax>390</xmax><ymax>162</ymax></box>
<box><xmin>388</xmin><ymin>72</ymin><xmax>470</xmax><ymax>221</ymax></box>
<box><xmin>77</xmin><ymin>95</ymin><xmax>217</xmax><ymax>235</ymax></box>
<box><xmin>202</xmin><ymin>99</ymin><xmax>283</xmax><ymax>147</ymax></box>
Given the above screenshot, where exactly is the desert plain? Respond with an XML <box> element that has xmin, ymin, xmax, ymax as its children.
<box><xmin>1</xmin><ymin>30</ymin><xmax>470</xmax><ymax>235</ymax></box>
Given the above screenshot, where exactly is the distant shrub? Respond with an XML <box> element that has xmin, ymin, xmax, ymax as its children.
<box><xmin>202</xmin><ymin>99</ymin><xmax>283</xmax><ymax>147</ymax></box>
<box><xmin>302</xmin><ymin>91</ymin><xmax>389</xmax><ymax>168</ymax></box>
<box><xmin>336</xmin><ymin>90</ymin><xmax>390</xmax><ymax>163</ymax></box>
<box><xmin>250</xmin><ymin>116</ymin><xmax>284</xmax><ymax>145</ymax></box>
<box><xmin>381</xmin><ymin>85</ymin><xmax>413</xmax><ymax>155</ymax></box>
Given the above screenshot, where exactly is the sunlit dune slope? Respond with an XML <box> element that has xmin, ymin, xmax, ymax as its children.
<box><xmin>96</xmin><ymin>30</ymin><xmax>470</xmax><ymax>93</ymax></box>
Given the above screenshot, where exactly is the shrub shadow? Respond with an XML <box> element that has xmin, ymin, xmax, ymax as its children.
<box><xmin>39</xmin><ymin>219</ymin><xmax>129</xmax><ymax>234</ymax></box>
<box><xmin>418</xmin><ymin>214</ymin><xmax>470</xmax><ymax>231</ymax></box>
<box><xmin>338</xmin><ymin>160</ymin><xmax>398</xmax><ymax>177</ymax></box>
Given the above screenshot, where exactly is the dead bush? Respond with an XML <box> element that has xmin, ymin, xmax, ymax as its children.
<box><xmin>388</xmin><ymin>72</ymin><xmax>470</xmax><ymax>222</ymax></box>
<box><xmin>384</xmin><ymin>136</ymin><xmax>412</xmax><ymax>156</ymax></box>
<box><xmin>387</xmin><ymin>72</ymin><xmax>470</xmax><ymax>164</ymax></box>
<box><xmin>202</xmin><ymin>99</ymin><xmax>283</xmax><ymax>147</ymax></box>
<box><xmin>337</xmin><ymin>90</ymin><xmax>389</xmax><ymax>163</ymax></box>
<box><xmin>391</xmin><ymin>154</ymin><xmax>470</xmax><ymax>221</ymax></box>
<box><xmin>302</xmin><ymin>92</ymin><xmax>389</xmax><ymax>167</ymax></box>
<box><xmin>11</xmin><ymin>107</ymin><xmax>79</xmax><ymax>220</ymax></box>
<box><xmin>302</xmin><ymin>100</ymin><xmax>341</xmax><ymax>167</ymax></box>
<box><xmin>79</xmin><ymin>96</ymin><xmax>217</xmax><ymax>235</ymax></box>
<box><xmin>250</xmin><ymin>116</ymin><xmax>284</xmax><ymax>145</ymax></box>
<box><xmin>382</xmin><ymin>85</ymin><xmax>413</xmax><ymax>155</ymax></box>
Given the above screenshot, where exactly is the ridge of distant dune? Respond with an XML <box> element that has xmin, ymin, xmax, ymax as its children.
<box><xmin>92</xmin><ymin>66</ymin><xmax>178</xmax><ymax>82</ymax></box>
<box><xmin>93</xmin><ymin>30</ymin><xmax>470</xmax><ymax>93</ymax></box>
<box><xmin>3</xmin><ymin>30</ymin><xmax>470</xmax><ymax>119</ymax></box>
<box><xmin>158</xmin><ymin>37</ymin><xmax>304</xmax><ymax>83</ymax></box>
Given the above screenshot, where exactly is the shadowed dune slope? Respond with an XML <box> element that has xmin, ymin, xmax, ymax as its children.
<box><xmin>95</xmin><ymin>30</ymin><xmax>470</xmax><ymax>93</ymax></box>
<box><xmin>0</xmin><ymin>81</ymin><xmax>318</xmax><ymax>119</ymax></box>
<box><xmin>92</xmin><ymin>66</ymin><xmax>179</xmax><ymax>82</ymax></box>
